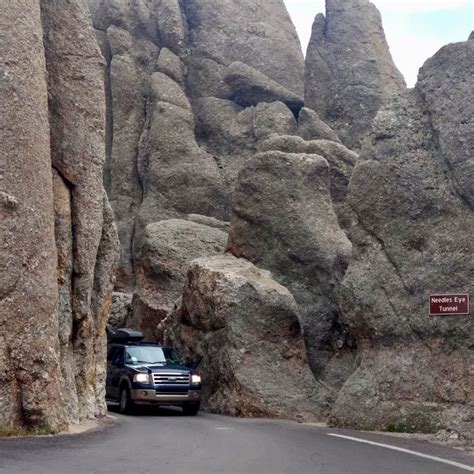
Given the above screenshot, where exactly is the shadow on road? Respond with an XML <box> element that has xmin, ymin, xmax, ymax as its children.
<box><xmin>107</xmin><ymin>405</ymin><xmax>190</xmax><ymax>417</ymax></box>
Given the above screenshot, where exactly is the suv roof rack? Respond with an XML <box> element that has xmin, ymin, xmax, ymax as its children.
<box><xmin>109</xmin><ymin>328</ymin><xmax>144</xmax><ymax>343</ymax></box>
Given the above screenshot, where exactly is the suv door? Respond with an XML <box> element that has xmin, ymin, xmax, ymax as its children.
<box><xmin>107</xmin><ymin>346</ymin><xmax>124</xmax><ymax>401</ymax></box>
<box><xmin>106</xmin><ymin>345</ymin><xmax>118</xmax><ymax>399</ymax></box>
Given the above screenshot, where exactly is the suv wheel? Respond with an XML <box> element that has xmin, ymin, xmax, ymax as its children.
<box><xmin>183</xmin><ymin>403</ymin><xmax>200</xmax><ymax>416</ymax></box>
<box><xmin>119</xmin><ymin>386</ymin><xmax>134</xmax><ymax>414</ymax></box>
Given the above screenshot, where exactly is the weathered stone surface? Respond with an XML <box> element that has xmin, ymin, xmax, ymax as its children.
<box><xmin>0</xmin><ymin>0</ymin><xmax>65</xmax><ymax>430</ymax></box>
<box><xmin>90</xmin><ymin>0</ymin><xmax>238</xmax><ymax>290</ymax></box>
<box><xmin>193</xmin><ymin>98</ymin><xmax>297</xmax><ymax>188</ymax></box>
<box><xmin>89</xmin><ymin>0</ymin><xmax>307</xmax><ymax>290</ymax></box>
<box><xmin>297</xmin><ymin>108</ymin><xmax>341</xmax><ymax>143</ymax></box>
<box><xmin>183</xmin><ymin>0</ymin><xmax>304</xmax><ymax>97</ymax></box>
<box><xmin>162</xmin><ymin>255</ymin><xmax>328</xmax><ymax>419</ymax></box>
<box><xmin>88</xmin><ymin>0</ymin><xmax>159</xmax><ymax>290</ymax></box>
<box><xmin>331</xmin><ymin>346</ymin><xmax>473</xmax><ymax>436</ymax></box>
<box><xmin>0</xmin><ymin>0</ymin><xmax>119</xmax><ymax>431</ymax></box>
<box><xmin>227</xmin><ymin>151</ymin><xmax>353</xmax><ymax>385</ymax></box>
<box><xmin>150</xmin><ymin>71</ymin><xmax>190</xmax><ymax>110</ymax></box>
<box><xmin>416</xmin><ymin>38</ymin><xmax>474</xmax><ymax>208</ymax></box>
<box><xmin>225</xmin><ymin>62</ymin><xmax>304</xmax><ymax>115</ymax></box>
<box><xmin>156</xmin><ymin>47</ymin><xmax>184</xmax><ymax>85</ymax></box>
<box><xmin>42</xmin><ymin>0</ymin><xmax>120</xmax><ymax>421</ymax></box>
<box><xmin>253</xmin><ymin>102</ymin><xmax>298</xmax><ymax>141</ymax></box>
<box><xmin>108</xmin><ymin>292</ymin><xmax>133</xmax><ymax>332</ymax></box>
<box><xmin>133</xmin><ymin>96</ymin><xmax>228</xmax><ymax>260</ymax></box>
<box><xmin>154</xmin><ymin>0</ymin><xmax>186</xmax><ymax>54</ymax></box>
<box><xmin>185</xmin><ymin>57</ymin><xmax>231</xmax><ymax>100</ymax></box>
<box><xmin>260</xmin><ymin>136</ymin><xmax>358</xmax><ymax>230</ymax></box>
<box><xmin>305</xmin><ymin>0</ymin><xmax>406</xmax><ymax>149</ymax></box>
<box><xmin>130</xmin><ymin>220</ymin><xmax>228</xmax><ymax>340</ymax></box>
<box><xmin>187</xmin><ymin>214</ymin><xmax>230</xmax><ymax>232</ymax></box>
<box><xmin>335</xmin><ymin>39</ymin><xmax>474</xmax><ymax>438</ymax></box>
<box><xmin>102</xmin><ymin>27</ymin><xmax>157</xmax><ymax>290</ymax></box>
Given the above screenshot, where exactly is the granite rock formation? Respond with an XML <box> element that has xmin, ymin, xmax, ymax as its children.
<box><xmin>162</xmin><ymin>255</ymin><xmax>328</xmax><ymax>419</ymax></box>
<box><xmin>305</xmin><ymin>0</ymin><xmax>406</xmax><ymax>149</ymax></box>
<box><xmin>129</xmin><ymin>219</ymin><xmax>228</xmax><ymax>340</ymax></box>
<box><xmin>108</xmin><ymin>292</ymin><xmax>133</xmax><ymax>332</ymax></box>
<box><xmin>258</xmin><ymin>136</ymin><xmax>358</xmax><ymax>231</ymax></box>
<box><xmin>84</xmin><ymin>0</ymin><xmax>472</xmax><ymax>438</ymax></box>
<box><xmin>0</xmin><ymin>0</ymin><xmax>119</xmax><ymax>431</ymax></box>
<box><xmin>227</xmin><ymin>148</ymin><xmax>353</xmax><ymax>387</ymax></box>
<box><xmin>88</xmin><ymin>0</ymin><xmax>305</xmax><ymax>290</ymax></box>
<box><xmin>334</xmin><ymin>37</ymin><xmax>474</xmax><ymax>438</ymax></box>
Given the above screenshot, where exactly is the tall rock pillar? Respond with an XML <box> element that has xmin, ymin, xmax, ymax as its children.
<box><xmin>305</xmin><ymin>0</ymin><xmax>405</xmax><ymax>149</ymax></box>
<box><xmin>0</xmin><ymin>0</ymin><xmax>66</xmax><ymax>429</ymax></box>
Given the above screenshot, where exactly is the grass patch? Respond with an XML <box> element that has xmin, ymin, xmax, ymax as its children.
<box><xmin>386</xmin><ymin>422</ymin><xmax>420</xmax><ymax>434</ymax></box>
<box><xmin>0</xmin><ymin>425</ymin><xmax>58</xmax><ymax>438</ymax></box>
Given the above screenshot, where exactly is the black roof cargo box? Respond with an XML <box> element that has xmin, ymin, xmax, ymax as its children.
<box><xmin>110</xmin><ymin>328</ymin><xmax>144</xmax><ymax>343</ymax></box>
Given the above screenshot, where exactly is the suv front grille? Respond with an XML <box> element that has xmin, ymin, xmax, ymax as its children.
<box><xmin>152</xmin><ymin>373</ymin><xmax>190</xmax><ymax>385</ymax></box>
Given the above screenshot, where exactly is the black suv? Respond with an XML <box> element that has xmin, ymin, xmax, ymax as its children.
<box><xmin>106</xmin><ymin>329</ymin><xmax>202</xmax><ymax>415</ymax></box>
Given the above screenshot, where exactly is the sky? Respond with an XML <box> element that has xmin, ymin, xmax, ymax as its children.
<box><xmin>283</xmin><ymin>0</ymin><xmax>474</xmax><ymax>86</ymax></box>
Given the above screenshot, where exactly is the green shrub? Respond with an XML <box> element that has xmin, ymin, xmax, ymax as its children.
<box><xmin>0</xmin><ymin>425</ymin><xmax>58</xmax><ymax>438</ymax></box>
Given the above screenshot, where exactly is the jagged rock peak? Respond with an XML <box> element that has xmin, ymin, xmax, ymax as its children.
<box><xmin>183</xmin><ymin>0</ymin><xmax>305</xmax><ymax>96</ymax></box>
<box><xmin>334</xmin><ymin>36</ymin><xmax>473</xmax><ymax>437</ymax></box>
<box><xmin>305</xmin><ymin>0</ymin><xmax>406</xmax><ymax>149</ymax></box>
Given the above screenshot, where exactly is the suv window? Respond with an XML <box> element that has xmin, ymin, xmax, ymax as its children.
<box><xmin>111</xmin><ymin>347</ymin><xmax>124</xmax><ymax>367</ymax></box>
<box><xmin>124</xmin><ymin>346</ymin><xmax>183</xmax><ymax>366</ymax></box>
<box><xmin>107</xmin><ymin>346</ymin><xmax>118</xmax><ymax>362</ymax></box>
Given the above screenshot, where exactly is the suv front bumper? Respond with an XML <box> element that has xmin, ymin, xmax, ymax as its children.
<box><xmin>130</xmin><ymin>389</ymin><xmax>201</xmax><ymax>405</ymax></box>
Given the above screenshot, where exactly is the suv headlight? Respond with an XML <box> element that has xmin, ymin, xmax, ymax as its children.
<box><xmin>133</xmin><ymin>373</ymin><xmax>151</xmax><ymax>384</ymax></box>
<box><xmin>191</xmin><ymin>374</ymin><xmax>201</xmax><ymax>385</ymax></box>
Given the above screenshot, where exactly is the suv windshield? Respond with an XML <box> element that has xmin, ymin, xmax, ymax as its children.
<box><xmin>125</xmin><ymin>346</ymin><xmax>183</xmax><ymax>366</ymax></box>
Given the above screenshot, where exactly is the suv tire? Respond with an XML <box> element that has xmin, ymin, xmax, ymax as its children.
<box><xmin>119</xmin><ymin>386</ymin><xmax>134</xmax><ymax>415</ymax></box>
<box><xmin>183</xmin><ymin>403</ymin><xmax>200</xmax><ymax>416</ymax></box>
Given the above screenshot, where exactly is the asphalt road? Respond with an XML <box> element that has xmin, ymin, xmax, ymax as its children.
<box><xmin>0</xmin><ymin>408</ymin><xmax>473</xmax><ymax>474</ymax></box>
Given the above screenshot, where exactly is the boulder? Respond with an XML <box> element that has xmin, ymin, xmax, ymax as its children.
<box><xmin>224</xmin><ymin>62</ymin><xmax>304</xmax><ymax>115</ymax></box>
<box><xmin>108</xmin><ymin>292</ymin><xmax>133</xmax><ymax>332</ymax></box>
<box><xmin>187</xmin><ymin>214</ymin><xmax>230</xmax><ymax>232</ymax></box>
<box><xmin>335</xmin><ymin>38</ymin><xmax>474</xmax><ymax>439</ymax></box>
<box><xmin>193</xmin><ymin>98</ymin><xmax>297</xmax><ymax>187</ymax></box>
<box><xmin>297</xmin><ymin>108</ymin><xmax>341</xmax><ymax>143</ymax></box>
<box><xmin>227</xmin><ymin>150</ymin><xmax>353</xmax><ymax>385</ymax></box>
<box><xmin>260</xmin><ymin>136</ymin><xmax>358</xmax><ymax>231</ymax></box>
<box><xmin>253</xmin><ymin>102</ymin><xmax>298</xmax><ymax>141</ymax></box>
<box><xmin>305</xmin><ymin>0</ymin><xmax>406</xmax><ymax>149</ymax></box>
<box><xmin>162</xmin><ymin>255</ymin><xmax>329</xmax><ymax>419</ymax></box>
<box><xmin>130</xmin><ymin>220</ymin><xmax>228</xmax><ymax>340</ymax></box>
<box><xmin>156</xmin><ymin>47</ymin><xmax>185</xmax><ymax>85</ymax></box>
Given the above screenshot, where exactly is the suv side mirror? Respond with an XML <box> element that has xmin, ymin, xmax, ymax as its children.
<box><xmin>184</xmin><ymin>357</ymin><xmax>203</xmax><ymax>370</ymax></box>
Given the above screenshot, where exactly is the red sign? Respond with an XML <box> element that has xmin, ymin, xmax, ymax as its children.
<box><xmin>429</xmin><ymin>294</ymin><xmax>470</xmax><ymax>316</ymax></box>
